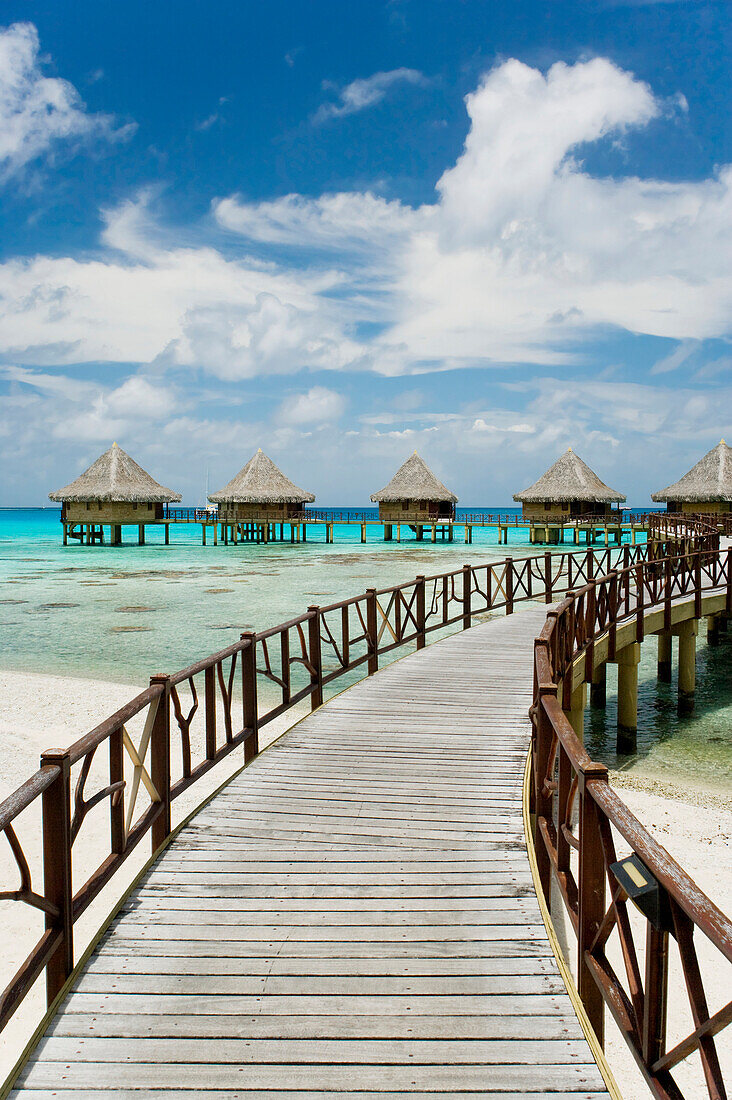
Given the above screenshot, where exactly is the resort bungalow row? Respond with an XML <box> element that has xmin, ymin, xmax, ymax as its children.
<box><xmin>49</xmin><ymin>440</ymin><xmax>732</xmax><ymax>545</ymax></box>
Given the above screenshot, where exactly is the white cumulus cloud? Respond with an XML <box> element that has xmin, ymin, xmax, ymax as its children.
<box><xmin>0</xmin><ymin>22</ymin><xmax>134</xmax><ymax>181</ymax></box>
<box><xmin>279</xmin><ymin>386</ymin><xmax>346</xmax><ymax>424</ymax></box>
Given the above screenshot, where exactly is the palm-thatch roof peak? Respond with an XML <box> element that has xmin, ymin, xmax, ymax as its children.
<box><xmin>208</xmin><ymin>450</ymin><xmax>315</xmax><ymax>504</ymax></box>
<box><xmin>513</xmin><ymin>448</ymin><xmax>625</xmax><ymax>504</ymax></box>
<box><xmin>370</xmin><ymin>452</ymin><xmax>458</xmax><ymax>503</ymax></box>
<box><xmin>49</xmin><ymin>443</ymin><xmax>181</xmax><ymax>503</ymax></box>
<box><xmin>651</xmin><ymin>440</ymin><xmax>732</xmax><ymax>503</ymax></box>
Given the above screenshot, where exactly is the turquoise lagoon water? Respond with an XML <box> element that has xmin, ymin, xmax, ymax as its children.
<box><xmin>0</xmin><ymin>508</ymin><xmax>728</xmax><ymax>791</ymax></box>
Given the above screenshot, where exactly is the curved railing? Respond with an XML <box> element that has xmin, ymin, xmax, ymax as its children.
<box><xmin>531</xmin><ymin>523</ymin><xmax>731</xmax><ymax>1097</ymax></box>
<box><xmin>1</xmin><ymin>520</ymin><xmax>729</xmax><ymax>1098</ymax></box>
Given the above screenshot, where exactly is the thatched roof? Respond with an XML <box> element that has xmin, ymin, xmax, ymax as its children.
<box><xmin>370</xmin><ymin>452</ymin><xmax>458</xmax><ymax>503</ymax></box>
<box><xmin>651</xmin><ymin>440</ymin><xmax>732</xmax><ymax>503</ymax></box>
<box><xmin>513</xmin><ymin>448</ymin><xmax>626</xmax><ymax>504</ymax></box>
<box><xmin>49</xmin><ymin>443</ymin><xmax>181</xmax><ymax>503</ymax></box>
<box><xmin>208</xmin><ymin>449</ymin><xmax>315</xmax><ymax>504</ymax></box>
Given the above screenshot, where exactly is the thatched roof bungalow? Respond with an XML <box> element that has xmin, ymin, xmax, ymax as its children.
<box><xmin>651</xmin><ymin>440</ymin><xmax>732</xmax><ymax>514</ymax></box>
<box><xmin>208</xmin><ymin>449</ymin><xmax>315</xmax><ymax>520</ymax></box>
<box><xmin>513</xmin><ymin>448</ymin><xmax>625</xmax><ymax>519</ymax></box>
<box><xmin>371</xmin><ymin>452</ymin><xmax>458</xmax><ymax>521</ymax></box>
<box><xmin>49</xmin><ymin>443</ymin><xmax>181</xmax><ymax>526</ymax></box>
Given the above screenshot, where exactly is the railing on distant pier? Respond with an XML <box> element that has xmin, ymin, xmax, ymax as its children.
<box><xmin>531</xmin><ymin>511</ymin><xmax>732</xmax><ymax>1099</ymax></box>
<box><xmin>1</xmin><ymin>515</ymin><xmax>730</xmax><ymax>1099</ymax></box>
<box><xmin>164</xmin><ymin>506</ymin><xmax>650</xmax><ymax>524</ymax></box>
<box><xmin>160</xmin><ymin>505</ymin><xmax>732</xmax><ymax>535</ymax></box>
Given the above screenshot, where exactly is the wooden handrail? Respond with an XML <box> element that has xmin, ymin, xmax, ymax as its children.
<box><xmin>531</xmin><ymin>529</ymin><xmax>731</xmax><ymax>1098</ymax></box>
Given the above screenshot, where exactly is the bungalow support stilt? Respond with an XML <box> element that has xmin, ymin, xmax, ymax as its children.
<box><xmin>657</xmin><ymin>632</ymin><xmax>672</xmax><ymax>682</ymax></box>
<box><xmin>565</xmin><ymin>682</ymin><xmax>586</xmax><ymax>742</ymax></box>
<box><xmin>590</xmin><ymin>662</ymin><xmax>606</xmax><ymax>708</ymax></box>
<box><xmin>616</xmin><ymin>642</ymin><xmax>640</xmax><ymax>754</ymax></box>
<box><xmin>677</xmin><ymin>619</ymin><xmax>697</xmax><ymax>715</ymax></box>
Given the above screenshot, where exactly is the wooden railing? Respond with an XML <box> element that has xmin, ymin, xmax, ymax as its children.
<box><xmin>531</xmin><ymin>524</ymin><xmax>732</xmax><ymax>1098</ymax></box>
<box><xmin>1</xmin><ymin>543</ymin><xmax>652</xmax><ymax>1035</ymax></box>
<box><xmin>1</xmin><ymin>520</ymin><xmax>729</xmax><ymax>1099</ymax></box>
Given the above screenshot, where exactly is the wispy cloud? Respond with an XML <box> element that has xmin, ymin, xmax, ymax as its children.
<box><xmin>313</xmin><ymin>68</ymin><xmax>426</xmax><ymax>123</ymax></box>
<box><xmin>279</xmin><ymin>386</ymin><xmax>346</xmax><ymax>424</ymax></box>
<box><xmin>0</xmin><ymin>22</ymin><xmax>135</xmax><ymax>183</ymax></box>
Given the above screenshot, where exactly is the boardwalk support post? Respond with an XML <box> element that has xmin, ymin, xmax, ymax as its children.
<box><xmin>40</xmin><ymin>748</ymin><xmax>73</xmax><ymax>1006</ymax></box>
<box><xmin>677</xmin><ymin>619</ymin><xmax>697</xmax><ymax>716</ymax></box>
<box><xmin>149</xmin><ymin>675</ymin><xmax>171</xmax><ymax>852</ymax></box>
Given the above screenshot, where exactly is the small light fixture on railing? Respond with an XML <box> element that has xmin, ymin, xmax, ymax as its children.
<box><xmin>610</xmin><ymin>854</ymin><xmax>673</xmax><ymax>934</ymax></box>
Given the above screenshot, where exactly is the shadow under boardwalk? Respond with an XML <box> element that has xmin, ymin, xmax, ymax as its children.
<box><xmin>11</xmin><ymin>605</ymin><xmax>610</xmax><ymax>1098</ymax></box>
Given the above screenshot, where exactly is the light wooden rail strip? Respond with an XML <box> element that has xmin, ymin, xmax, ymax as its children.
<box><xmin>10</xmin><ymin>606</ymin><xmax>610</xmax><ymax>1097</ymax></box>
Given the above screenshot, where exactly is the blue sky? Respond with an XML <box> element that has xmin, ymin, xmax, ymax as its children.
<box><xmin>0</xmin><ymin>0</ymin><xmax>730</xmax><ymax>506</ymax></box>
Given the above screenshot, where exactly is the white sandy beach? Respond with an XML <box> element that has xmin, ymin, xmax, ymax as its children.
<box><xmin>1</xmin><ymin>666</ymin><xmax>730</xmax><ymax>1096</ymax></box>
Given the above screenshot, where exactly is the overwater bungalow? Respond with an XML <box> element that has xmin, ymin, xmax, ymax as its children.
<box><xmin>513</xmin><ymin>448</ymin><xmax>626</xmax><ymax>520</ymax></box>
<box><xmin>370</xmin><ymin>452</ymin><xmax>458</xmax><ymax>528</ymax></box>
<box><xmin>49</xmin><ymin>442</ymin><xmax>181</xmax><ymax>545</ymax></box>
<box><xmin>208</xmin><ymin>449</ymin><xmax>315</xmax><ymax>524</ymax></box>
<box><xmin>651</xmin><ymin>439</ymin><xmax>732</xmax><ymax>515</ymax></box>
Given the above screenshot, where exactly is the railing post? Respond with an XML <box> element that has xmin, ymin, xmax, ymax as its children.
<box><xmin>416</xmin><ymin>575</ymin><xmax>426</xmax><ymax>649</ymax></box>
<box><xmin>109</xmin><ymin>727</ymin><xmax>125</xmax><ymax>856</ymax></box>
<box><xmin>533</xmin><ymin>676</ymin><xmax>556</xmax><ymax>907</ymax></box>
<box><xmin>366</xmin><ymin>588</ymin><xmax>378</xmax><ymax>674</ymax></box>
<box><xmin>149</xmin><ymin>675</ymin><xmax>171</xmax><ymax>852</ymax></box>
<box><xmin>505</xmin><ymin>557</ymin><xmax>514</xmax><ymax>615</ymax></box>
<box><xmin>642</xmin><ymin>924</ymin><xmax>669</xmax><ymax>1067</ymax></box>
<box><xmin>462</xmin><ymin>565</ymin><xmax>472</xmax><ymax>630</ymax></box>
<box><xmin>727</xmin><ymin>547</ymin><xmax>732</xmax><ymax>615</ymax></box>
<box><xmin>578</xmin><ymin>766</ymin><xmax>608</xmax><ymax>1047</ymax></box>
<box><xmin>40</xmin><ymin>748</ymin><xmax>73</xmax><ymax>1006</ymax></box>
<box><xmin>544</xmin><ymin>552</ymin><xmax>553</xmax><ymax>604</ymax></box>
<box><xmin>241</xmin><ymin>632</ymin><xmax>259</xmax><ymax>762</ymax></box>
<box><xmin>204</xmin><ymin>665</ymin><xmax>216</xmax><ymax>761</ymax></box>
<box><xmin>635</xmin><ymin>562</ymin><xmax>645</xmax><ymax>643</ymax></box>
<box><xmin>694</xmin><ymin>550</ymin><xmax>702</xmax><ymax>620</ymax></box>
<box><xmin>308</xmin><ymin>606</ymin><xmax>323</xmax><ymax>711</ymax></box>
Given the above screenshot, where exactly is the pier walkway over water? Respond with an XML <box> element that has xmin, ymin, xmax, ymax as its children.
<box><xmin>2</xmin><ymin>521</ymin><xmax>731</xmax><ymax>1098</ymax></box>
<box><xmin>11</xmin><ymin>606</ymin><xmax>611</xmax><ymax>1097</ymax></box>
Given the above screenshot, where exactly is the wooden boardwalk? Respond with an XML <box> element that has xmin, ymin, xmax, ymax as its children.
<box><xmin>12</xmin><ymin>606</ymin><xmax>610</xmax><ymax>1097</ymax></box>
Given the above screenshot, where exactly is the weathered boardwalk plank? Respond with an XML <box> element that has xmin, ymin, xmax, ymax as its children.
<box><xmin>11</xmin><ymin>605</ymin><xmax>610</xmax><ymax>1097</ymax></box>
